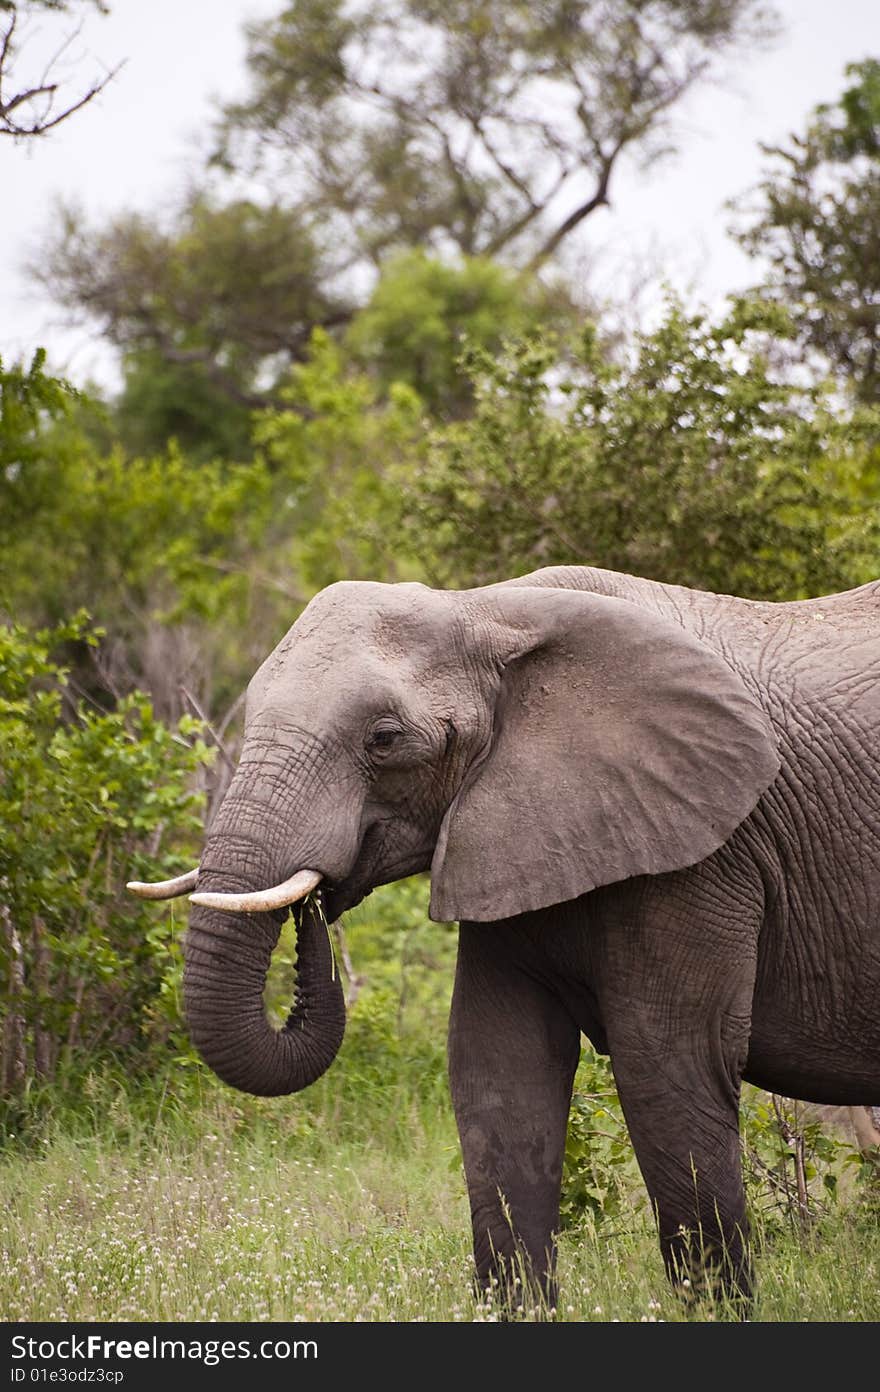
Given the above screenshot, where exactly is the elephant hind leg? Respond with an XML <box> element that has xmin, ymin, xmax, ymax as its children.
<box><xmin>610</xmin><ymin>1020</ymin><xmax>754</xmax><ymax>1309</ymax></box>
<box><xmin>448</xmin><ymin>921</ymin><xmax>581</xmax><ymax>1316</ymax></box>
<box><xmin>592</xmin><ymin>867</ymin><xmax>762</xmax><ymax>1311</ymax></box>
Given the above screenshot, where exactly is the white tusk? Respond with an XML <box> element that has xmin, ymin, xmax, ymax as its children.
<box><xmin>127</xmin><ymin>868</ymin><xmax>200</xmax><ymax>900</ymax></box>
<box><xmin>189</xmin><ymin>868</ymin><xmax>323</xmax><ymax>915</ymax></box>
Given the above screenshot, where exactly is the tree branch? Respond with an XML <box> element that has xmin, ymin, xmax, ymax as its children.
<box><xmin>482</xmin><ymin>164</ymin><xmax>573</xmax><ymax>258</ymax></box>
<box><xmin>178</xmin><ymin>685</ymin><xmax>237</xmax><ymax>774</ymax></box>
<box><xmin>0</xmin><ymin>5</ymin><xmax>120</xmax><ymax>138</ymax></box>
<box><xmin>1</xmin><ymin>78</ymin><xmax>57</xmax><ymax>116</ymax></box>
<box><xmin>0</xmin><ymin>10</ymin><xmax>17</xmax><ymax>75</ymax></box>
<box><xmin>524</xmin><ymin>154</ymin><xmax>618</xmax><ymax>272</ymax></box>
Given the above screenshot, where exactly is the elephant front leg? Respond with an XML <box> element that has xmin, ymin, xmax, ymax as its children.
<box><xmin>448</xmin><ymin>922</ymin><xmax>581</xmax><ymax>1315</ymax></box>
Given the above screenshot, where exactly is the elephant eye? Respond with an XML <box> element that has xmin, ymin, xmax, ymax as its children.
<box><xmin>366</xmin><ymin>722</ymin><xmax>403</xmax><ymax>754</ymax></box>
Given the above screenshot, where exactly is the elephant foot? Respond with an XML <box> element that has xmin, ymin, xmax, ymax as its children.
<box><xmin>472</xmin><ymin>1259</ymin><xmax>559</xmax><ymax>1322</ymax></box>
<box><xmin>664</xmin><ymin>1223</ymin><xmax>754</xmax><ymax>1319</ymax></box>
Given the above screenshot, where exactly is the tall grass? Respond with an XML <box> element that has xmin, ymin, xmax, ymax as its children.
<box><xmin>2</xmin><ymin>1059</ymin><xmax>878</xmax><ymax>1323</ymax></box>
<box><xmin>2</xmin><ymin>881</ymin><xmax>878</xmax><ymax>1322</ymax></box>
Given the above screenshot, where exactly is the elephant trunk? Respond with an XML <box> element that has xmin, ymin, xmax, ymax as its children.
<box><xmin>183</xmin><ymin>807</ymin><xmax>346</xmax><ymax>1097</ymax></box>
<box><xmin>184</xmin><ymin>898</ymin><xmax>344</xmax><ymax>1097</ymax></box>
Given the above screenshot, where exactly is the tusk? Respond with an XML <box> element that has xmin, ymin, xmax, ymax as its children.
<box><xmin>127</xmin><ymin>868</ymin><xmax>199</xmax><ymax>900</ymax></box>
<box><xmin>189</xmin><ymin>868</ymin><xmax>323</xmax><ymax>915</ymax></box>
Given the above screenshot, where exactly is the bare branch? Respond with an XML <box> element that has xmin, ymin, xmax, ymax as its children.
<box><xmin>331</xmin><ymin>921</ymin><xmax>363</xmax><ymax>1009</ymax></box>
<box><xmin>466</xmin><ymin>114</ymin><xmax>538</xmax><ymax>210</ymax></box>
<box><xmin>0</xmin><ymin>3</ymin><xmax>119</xmax><ymax>138</ymax></box>
<box><xmin>525</xmin><ymin>153</ymin><xmax>619</xmax><ymax>272</ymax></box>
<box><xmin>0</xmin><ymin>10</ymin><xmax>17</xmax><ymax>73</ymax></box>
<box><xmin>215</xmin><ymin>689</ymin><xmax>247</xmax><ymax>746</ymax></box>
<box><xmin>3</xmin><ymin>62</ymin><xmax>121</xmax><ymax>136</ymax></box>
<box><xmin>179</xmin><ymin>685</ymin><xmax>237</xmax><ymax>774</ymax></box>
<box><xmin>1</xmin><ymin>78</ymin><xmax>57</xmax><ymax>115</ymax></box>
<box><xmin>483</xmin><ymin>164</ymin><xmax>573</xmax><ymax>258</ymax></box>
<box><xmin>193</xmin><ymin>557</ymin><xmax>305</xmax><ymax>604</ymax></box>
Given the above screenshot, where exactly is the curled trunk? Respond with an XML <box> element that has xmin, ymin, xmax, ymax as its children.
<box><xmin>181</xmin><ymin>737</ymin><xmax>356</xmax><ymax>1097</ymax></box>
<box><xmin>184</xmin><ymin>891</ymin><xmax>345</xmax><ymax>1097</ymax></box>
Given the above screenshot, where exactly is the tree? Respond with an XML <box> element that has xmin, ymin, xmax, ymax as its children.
<box><xmin>253</xmin><ymin>329</ymin><xmax>425</xmax><ymax>590</ymax></box>
<box><xmin>35</xmin><ymin>3</ymin><xmax>776</xmax><ymax>433</ymax></box>
<box><xmin>112</xmin><ymin>349</ymin><xmax>254</xmax><ymax>463</ymax></box>
<box><xmin>346</xmin><ymin>248</ymin><xmax>580</xmax><ymax>417</ymax></box>
<box><xmin>0</xmin><ymin>1</ymin><xmax>117</xmax><ymax>138</ymax></box>
<box><xmin>216</xmin><ymin>0</ymin><xmax>777</xmax><ymax>271</ymax></box>
<box><xmin>391</xmin><ymin>300</ymin><xmax>880</xmax><ymax>599</ymax></box>
<box><xmin>33</xmin><ymin>194</ymin><xmax>353</xmax><ymax>421</ymax></box>
<box><xmin>734</xmin><ymin>59</ymin><xmax>880</xmax><ymax>405</ymax></box>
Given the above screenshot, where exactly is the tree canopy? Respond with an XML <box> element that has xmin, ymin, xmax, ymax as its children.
<box><xmin>34</xmin><ymin>195</ymin><xmax>352</xmax><ymax>420</ymax></box>
<box><xmin>388</xmin><ymin>301</ymin><xmax>880</xmax><ymax>597</ymax></box>
<box><xmin>31</xmin><ymin>0</ymin><xmax>778</xmax><ymax>418</ymax></box>
<box><xmin>734</xmin><ymin>59</ymin><xmax>880</xmax><ymax>404</ymax></box>
<box><xmin>217</xmin><ymin>0</ymin><xmax>777</xmax><ymax>270</ymax></box>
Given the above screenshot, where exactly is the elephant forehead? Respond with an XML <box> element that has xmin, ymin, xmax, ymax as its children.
<box><xmin>295</xmin><ymin>580</ymin><xmax>454</xmax><ymax>644</ymax></box>
<box><xmin>248</xmin><ymin>652</ymin><xmax>400</xmax><ymax>727</ymax></box>
<box><xmin>246</xmin><ymin>587</ymin><xmax>463</xmax><ymax>727</ymax></box>
<box><xmin>260</xmin><ymin>583</ymin><xmax>458</xmax><ymax>681</ymax></box>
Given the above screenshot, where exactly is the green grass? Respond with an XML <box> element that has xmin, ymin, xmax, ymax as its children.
<box><xmin>2</xmin><ymin>883</ymin><xmax>877</xmax><ymax>1322</ymax></box>
<box><xmin>2</xmin><ymin>1064</ymin><xmax>878</xmax><ymax>1323</ymax></box>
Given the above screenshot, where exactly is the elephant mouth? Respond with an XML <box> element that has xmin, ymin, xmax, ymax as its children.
<box><xmin>322</xmin><ymin>881</ymin><xmax>373</xmax><ymax>921</ymax></box>
<box><xmin>325</xmin><ymin>864</ymin><xmax>431</xmax><ymax>923</ymax></box>
<box><xmin>325</xmin><ymin>819</ymin><xmax>435</xmax><ymax>920</ymax></box>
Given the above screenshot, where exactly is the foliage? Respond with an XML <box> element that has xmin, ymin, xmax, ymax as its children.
<box><xmin>0</xmin><ymin>353</ymin><xmax>284</xmax><ymax>716</ymax></box>
<box><xmin>253</xmin><ymin>329</ymin><xmax>426</xmax><ymax>591</ymax></box>
<box><xmin>113</xmin><ymin>349</ymin><xmax>254</xmax><ymax>464</ymax></box>
<box><xmin>395</xmin><ymin>301</ymin><xmax>880</xmax><ymax>597</ymax></box>
<box><xmin>0</xmin><ymin>615</ymin><xmax>212</xmax><ymax>1098</ymax></box>
<box><xmin>33</xmin><ymin>194</ymin><xmax>352</xmax><ymax>422</ymax></box>
<box><xmin>561</xmin><ymin>1055</ymin><xmax>877</xmax><ymax>1244</ymax></box>
<box><xmin>734</xmin><ymin>59</ymin><xmax>880</xmax><ymax>404</ymax></box>
<box><xmin>347</xmin><ymin>249</ymin><xmax>579</xmax><ymax>418</ymax></box>
<box><xmin>0</xmin><ymin>1</ymin><xmax>115</xmax><ymax>138</ymax></box>
<box><xmin>560</xmin><ymin>1046</ymin><xmax>643</xmax><ymax>1231</ymax></box>
<box><xmin>0</xmin><ymin>349</ymin><xmax>79</xmax><ymax>534</ymax></box>
<box><xmin>216</xmin><ymin>0</ymin><xmax>776</xmax><ymax>271</ymax></box>
<box><xmin>740</xmin><ymin>1087</ymin><xmax>877</xmax><ymax>1233</ymax></box>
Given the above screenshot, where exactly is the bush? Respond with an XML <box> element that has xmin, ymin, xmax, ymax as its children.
<box><xmin>395</xmin><ymin>302</ymin><xmax>880</xmax><ymax>597</ymax></box>
<box><xmin>0</xmin><ymin>615</ymin><xmax>212</xmax><ymax>1107</ymax></box>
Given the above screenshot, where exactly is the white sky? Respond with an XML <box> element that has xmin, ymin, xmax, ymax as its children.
<box><xmin>1</xmin><ymin>0</ymin><xmax>878</xmax><ymax>390</ymax></box>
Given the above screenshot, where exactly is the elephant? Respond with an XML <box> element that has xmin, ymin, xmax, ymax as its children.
<box><xmin>816</xmin><ymin>1104</ymin><xmax>880</xmax><ymax>1152</ymax></box>
<box><xmin>129</xmin><ymin>564</ymin><xmax>880</xmax><ymax>1310</ymax></box>
<box><xmin>855</xmin><ymin>1106</ymin><xmax>880</xmax><ymax>1149</ymax></box>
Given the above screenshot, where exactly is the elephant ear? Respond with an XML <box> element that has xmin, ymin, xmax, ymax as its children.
<box><xmin>430</xmin><ymin>586</ymin><xmax>779</xmax><ymax>923</ymax></box>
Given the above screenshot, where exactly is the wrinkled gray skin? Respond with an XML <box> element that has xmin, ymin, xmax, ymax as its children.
<box><xmin>184</xmin><ymin>566</ymin><xmax>880</xmax><ymax>1307</ymax></box>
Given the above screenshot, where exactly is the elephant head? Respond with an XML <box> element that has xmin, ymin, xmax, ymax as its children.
<box><xmin>130</xmin><ymin>579</ymin><xmax>778</xmax><ymax>1098</ymax></box>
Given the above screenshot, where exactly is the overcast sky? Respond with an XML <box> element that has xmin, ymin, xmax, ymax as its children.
<box><xmin>1</xmin><ymin>0</ymin><xmax>878</xmax><ymax>390</ymax></box>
